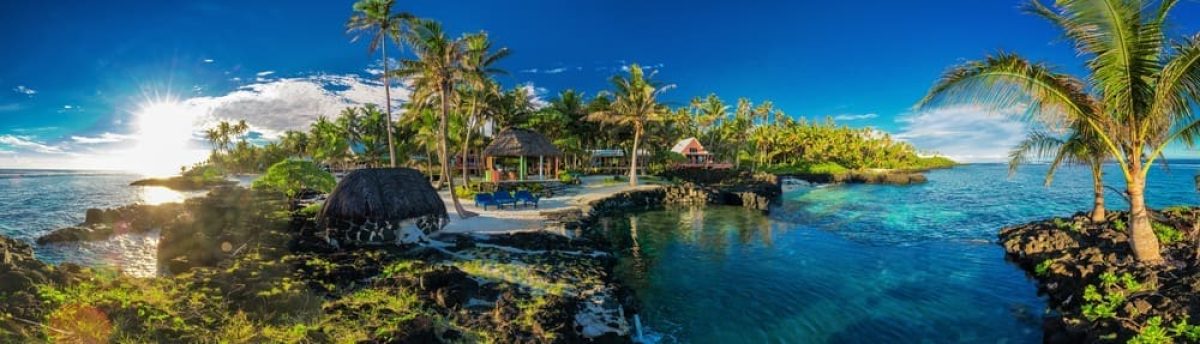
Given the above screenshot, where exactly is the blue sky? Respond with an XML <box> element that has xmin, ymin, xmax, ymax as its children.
<box><xmin>1</xmin><ymin>0</ymin><xmax>1199</xmax><ymax>169</ymax></box>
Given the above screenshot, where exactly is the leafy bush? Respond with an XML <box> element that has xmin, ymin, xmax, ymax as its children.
<box><xmin>1152</xmin><ymin>222</ymin><xmax>1184</xmax><ymax>245</ymax></box>
<box><xmin>1112</xmin><ymin>219</ymin><xmax>1127</xmax><ymax>231</ymax></box>
<box><xmin>557</xmin><ymin>170</ymin><xmax>579</xmax><ymax>184</ymax></box>
<box><xmin>251</xmin><ymin>160</ymin><xmax>335</xmax><ymax>198</ymax></box>
<box><xmin>454</xmin><ymin>185</ymin><xmax>476</xmax><ymax>199</ymax></box>
<box><xmin>182</xmin><ymin>164</ymin><xmax>227</xmax><ymax>181</ymax></box>
<box><xmin>910</xmin><ymin>156</ymin><xmax>957</xmax><ymax>170</ymax></box>
<box><xmin>1035</xmin><ymin>259</ymin><xmax>1054</xmax><ymax>276</ymax></box>
<box><xmin>1082</xmin><ymin>272</ymin><xmax>1148</xmax><ymax>321</ymax></box>
<box><xmin>1131</xmin><ymin>316</ymin><xmax>1171</xmax><ymax>344</ymax></box>
<box><xmin>298</xmin><ymin>202</ymin><xmax>322</xmax><ymax>218</ymax></box>
<box><xmin>1052</xmin><ymin>218</ymin><xmax>1070</xmax><ymax>230</ymax></box>
<box><xmin>764</xmin><ymin>162</ymin><xmax>850</xmax><ymax>176</ymax></box>
<box><xmin>1170</xmin><ymin>317</ymin><xmax>1200</xmax><ymax>342</ymax></box>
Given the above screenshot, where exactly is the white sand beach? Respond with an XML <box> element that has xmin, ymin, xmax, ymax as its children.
<box><xmin>438</xmin><ymin>176</ymin><xmax>665</xmax><ymax>234</ymax></box>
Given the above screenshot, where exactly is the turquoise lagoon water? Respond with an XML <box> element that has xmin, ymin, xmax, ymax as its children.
<box><xmin>597</xmin><ymin>163</ymin><xmax>1200</xmax><ymax>343</ymax></box>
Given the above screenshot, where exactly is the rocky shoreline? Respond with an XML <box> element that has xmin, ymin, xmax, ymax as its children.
<box><xmin>999</xmin><ymin>209</ymin><xmax>1200</xmax><ymax>343</ymax></box>
<box><xmin>781</xmin><ymin>170</ymin><xmax>928</xmax><ymax>185</ymax></box>
<box><xmin>3</xmin><ymin>185</ymin><xmax>650</xmax><ymax>343</ymax></box>
<box><xmin>2</xmin><ymin>171</ymin><xmax>790</xmax><ymax>342</ymax></box>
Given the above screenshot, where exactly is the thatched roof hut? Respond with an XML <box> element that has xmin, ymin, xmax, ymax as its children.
<box><xmin>483</xmin><ymin>128</ymin><xmax>563</xmax><ymax>157</ymax></box>
<box><xmin>318</xmin><ymin>168</ymin><xmax>447</xmax><ymax>227</ymax></box>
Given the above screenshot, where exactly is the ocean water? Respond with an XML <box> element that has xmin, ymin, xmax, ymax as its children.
<box><xmin>597</xmin><ymin>163</ymin><xmax>1200</xmax><ymax>343</ymax></box>
<box><xmin>0</xmin><ymin>169</ymin><xmax>202</xmax><ymax>277</ymax></box>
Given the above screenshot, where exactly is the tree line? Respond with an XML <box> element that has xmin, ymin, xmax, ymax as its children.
<box><xmin>195</xmin><ymin>0</ymin><xmax>953</xmax><ymax>219</ymax></box>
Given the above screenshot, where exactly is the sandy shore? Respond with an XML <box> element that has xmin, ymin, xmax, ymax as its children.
<box><xmin>438</xmin><ymin>176</ymin><xmax>664</xmax><ymax>234</ymax></box>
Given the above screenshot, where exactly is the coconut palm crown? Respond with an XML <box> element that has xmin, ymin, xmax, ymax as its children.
<box><xmin>587</xmin><ymin>64</ymin><xmax>673</xmax><ymax>187</ymax></box>
<box><xmin>347</xmin><ymin>0</ymin><xmax>413</xmax><ymax>167</ymax></box>
<box><xmin>919</xmin><ymin>0</ymin><xmax>1200</xmax><ymax>263</ymax></box>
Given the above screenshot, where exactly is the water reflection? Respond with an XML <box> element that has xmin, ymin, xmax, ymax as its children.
<box><xmin>136</xmin><ymin>186</ymin><xmax>187</xmax><ymax>205</ymax></box>
<box><xmin>597</xmin><ymin>205</ymin><xmax>1044</xmax><ymax>343</ymax></box>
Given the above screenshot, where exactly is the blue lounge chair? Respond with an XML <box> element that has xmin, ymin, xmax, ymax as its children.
<box><xmin>493</xmin><ymin>191</ymin><xmax>518</xmax><ymax>209</ymax></box>
<box><xmin>474</xmin><ymin>193</ymin><xmax>500</xmax><ymax>210</ymax></box>
<box><xmin>515</xmin><ymin>190</ymin><xmax>540</xmax><ymax>209</ymax></box>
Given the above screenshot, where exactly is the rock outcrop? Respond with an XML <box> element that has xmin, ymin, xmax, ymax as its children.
<box><xmin>37</xmin><ymin>203</ymin><xmax>184</xmax><ymax>245</ymax></box>
<box><xmin>0</xmin><ymin>236</ymin><xmax>89</xmax><ymax>341</ymax></box>
<box><xmin>999</xmin><ymin>209</ymin><xmax>1200</xmax><ymax>343</ymax></box>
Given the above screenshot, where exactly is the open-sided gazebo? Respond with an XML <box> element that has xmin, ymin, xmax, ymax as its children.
<box><xmin>482</xmin><ymin>128</ymin><xmax>563</xmax><ymax>181</ymax></box>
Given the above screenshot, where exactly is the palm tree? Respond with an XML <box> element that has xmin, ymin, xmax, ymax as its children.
<box><xmin>1009</xmin><ymin>127</ymin><xmax>1110</xmax><ymax>223</ymax></box>
<box><xmin>394</xmin><ymin>19</ymin><xmax>476</xmax><ymax>219</ymax></box>
<box><xmin>279</xmin><ymin>130</ymin><xmax>310</xmax><ymax>158</ymax></box>
<box><xmin>459</xmin><ymin>32</ymin><xmax>509</xmax><ymax>187</ymax></box>
<box><xmin>347</xmin><ymin>0</ymin><xmax>413</xmax><ymax>168</ymax></box>
<box><xmin>919</xmin><ymin>0</ymin><xmax>1200</xmax><ymax>263</ymax></box>
<box><xmin>587</xmin><ymin>64</ymin><xmax>671</xmax><ymax>186</ymax></box>
<box><xmin>357</xmin><ymin>104</ymin><xmax>391</xmax><ymax>167</ymax></box>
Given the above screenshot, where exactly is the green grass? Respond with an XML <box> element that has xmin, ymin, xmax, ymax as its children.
<box><xmin>454</xmin><ymin>260</ymin><xmax>569</xmax><ymax>296</ymax></box>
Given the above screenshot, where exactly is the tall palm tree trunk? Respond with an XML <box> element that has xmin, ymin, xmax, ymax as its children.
<box><xmin>1127</xmin><ymin>158</ymin><xmax>1163</xmax><ymax>263</ymax></box>
<box><xmin>382</xmin><ymin>42</ymin><xmax>397</xmax><ymax>168</ymax></box>
<box><xmin>461</xmin><ymin>99</ymin><xmax>478</xmax><ymax>188</ymax></box>
<box><xmin>440</xmin><ymin>83</ymin><xmax>474</xmax><ymax>219</ymax></box>
<box><xmin>629</xmin><ymin>123</ymin><xmax>641</xmax><ymax>187</ymax></box>
<box><xmin>1089</xmin><ymin>162</ymin><xmax>1106</xmax><ymax>223</ymax></box>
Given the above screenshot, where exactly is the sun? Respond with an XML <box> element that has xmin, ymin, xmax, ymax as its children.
<box><xmin>123</xmin><ymin>99</ymin><xmax>205</xmax><ymax>176</ymax></box>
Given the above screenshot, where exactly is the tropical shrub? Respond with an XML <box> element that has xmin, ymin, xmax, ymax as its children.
<box><xmin>454</xmin><ymin>185</ymin><xmax>476</xmax><ymax>199</ymax></box>
<box><xmin>252</xmin><ymin>160</ymin><xmax>336</xmax><ymax>198</ymax></box>
<box><xmin>1151</xmin><ymin>222</ymin><xmax>1184</xmax><ymax>245</ymax></box>
<box><xmin>1082</xmin><ymin>272</ymin><xmax>1148</xmax><ymax>322</ymax></box>
<box><xmin>298</xmin><ymin>202</ymin><xmax>323</xmax><ymax>218</ymax></box>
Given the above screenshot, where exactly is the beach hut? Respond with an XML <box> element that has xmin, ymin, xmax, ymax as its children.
<box><xmin>482</xmin><ymin>128</ymin><xmax>563</xmax><ymax>181</ymax></box>
<box><xmin>671</xmin><ymin>137</ymin><xmax>713</xmax><ymax>165</ymax></box>
<box><xmin>588</xmin><ymin>148</ymin><xmax>650</xmax><ymax>174</ymax></box>
<box><xmin>318</xmin><ymin>168</ymin><xmax>447</xmax><ymax>247</ymax></box>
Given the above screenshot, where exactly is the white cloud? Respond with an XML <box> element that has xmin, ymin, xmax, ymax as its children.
<box><xmin>517</xmin><ymin>83</ymin><xmax>549</xmax><ymax>109</ymax></box>
<box><xmin>182</xmin><ymin>74</ymin><xmax>408</xmax><ymax>139</ymax></box>
<box><xmin>520</xmin><ymin>67</ymin><xmax>570</xmax><ymax>74</ymax></box>
<box><xmin>833</xmin><ymin>113</ymin><xmax>878</xmax><ymax>121</ymax></box>
<box><xmin>12</xmin><ymin>85</ymin><xmax>36</xmax><ymax>96</ymax></box>
<box><xmin>255</xmin><ymin>71</ymin><xmax>277</xmax><ymax>82</ymax></box>
<box><xmin>0</xmin><ymin>135</ymin><xmax>63</xmax><ymax>154</ymax></box>
<box><xmin>893</xmin><ymin>104</ymin><xmax>1029</xmax><ymax>162</ymax></box>
<box><xmin>203</xmin><ymin>58</ymin><xmax>214</xmax><ymax>63</ymax></box>
<box><xmin>71</xmin><ymin>133</ymin><xmax>136</xmax><ymax>144</ymax></box>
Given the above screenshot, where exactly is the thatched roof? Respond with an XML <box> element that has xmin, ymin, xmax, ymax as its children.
<box><xmin>483</xmin><ymin>128</ymin><xmax>563</xmax><ymax>157</ymax></box>
<box><xmin>318</xmin><ymin>168</ymin><xmax>447</xmax><ymax>225</ymax></box>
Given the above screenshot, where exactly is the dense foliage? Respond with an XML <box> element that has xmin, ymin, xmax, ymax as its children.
<box><xmin>251</xmin><ymin>160</ymin><xmax>336</xmax><ymax>198</ymax></box>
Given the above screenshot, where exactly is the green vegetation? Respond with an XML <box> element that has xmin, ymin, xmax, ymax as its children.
<box><xmin>454</xmin><ymin>185</ymin><xmax>476</xmax><ymax>199</ymax></box>
<box><xmin>251</xmin><ymin>160</ymin><xmax>336</xmax><ymax>199</ymax></box>
<box><xmin>1081</xmin><ymin>272</ymin><xmax>1149</xmax><ymax>322</ymax></box>
<box><xmin>190</xmin><ymin>12</ymin><xmax>954</xmax><ymax>187</ymax></box>
<box><xmin>1151</xmin><ymin>222</ymin><xmax>1184</xmax><ymax>245</ymax></box>
<box><xmin>1034</xmin><ymin>259</ymin><xmax>1054</xmax><ymax>276</ymax></box>
<box><xmin>298</xmin><ymin>202</ymin><xmax>323</xmax><ymax>218</ymax></box>
<box><xmin>1129</xmin><ymin>316</ymin><xmax>1200</xmax><ymax>344</ymax></box>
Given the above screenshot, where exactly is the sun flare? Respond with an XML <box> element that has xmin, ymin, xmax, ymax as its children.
<box><xmin>123</xmin><ymin>99</ymin><xmax>205</xmax><ymax>176</ymax></box>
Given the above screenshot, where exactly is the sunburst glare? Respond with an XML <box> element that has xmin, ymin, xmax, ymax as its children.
<box><xmin>123</xmin><ymin>98</ymin><xmax>205</xmax><ymax>176</ymax></box>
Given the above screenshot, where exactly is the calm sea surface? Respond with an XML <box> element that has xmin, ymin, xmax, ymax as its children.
<box><xmin>596</xmin><ymin>163</ymin><xmax>1200</xmax><ymax>343</ymax></box>
<box><xmin>0</xmin><ymin>169</ymin><xmax>202</xmax><ymax>277</ymax></box>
